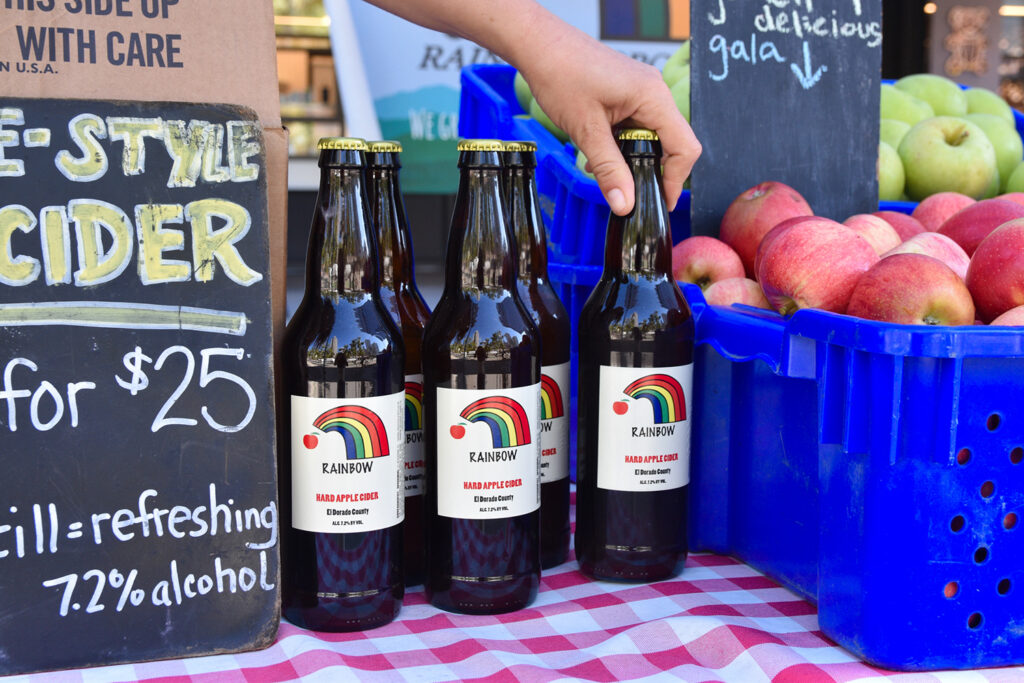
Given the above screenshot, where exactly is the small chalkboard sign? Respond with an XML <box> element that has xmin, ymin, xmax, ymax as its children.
<box><xmin>0</xmin><ymin>98</ymin><xmax>277</xmax><ymax>675</ymax></box>
<box><xmin>690</xmin><ymin>0</ymin><xmax>883</xmax><ymax>235</ymax></box>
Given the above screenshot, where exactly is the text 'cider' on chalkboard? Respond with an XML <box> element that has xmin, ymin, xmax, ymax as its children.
<box><xmin>0</xmin><ymin>98</ymin><xmax>278</xmax><ymax>675</ymax></box>
<box><xmin>691</xmin><ymin>0</ymin><xmax>883</xmax><ymax>236</ymax></box>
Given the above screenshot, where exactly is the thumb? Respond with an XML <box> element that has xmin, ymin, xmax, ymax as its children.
<box><xmin>575</xmin><ymin>124</ymin><xmax>634</xmax><ymax>216</ymax></box>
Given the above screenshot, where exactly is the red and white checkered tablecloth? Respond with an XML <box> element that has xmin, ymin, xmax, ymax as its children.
<box><xmin>12</xmin><ymin>493</ymin><xmax>1024</xmax><ymax>683</ymax></box>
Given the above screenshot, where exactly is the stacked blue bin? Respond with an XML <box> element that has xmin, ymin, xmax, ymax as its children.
<box><xmin>460</xmin><ymin>63</ymin><xmax>1024</xmax><ymax>670</ymax></box>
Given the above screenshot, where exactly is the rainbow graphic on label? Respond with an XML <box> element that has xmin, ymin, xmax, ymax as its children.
<box><xmin>540</xmin><ymin>374</ymin><xmax>564</xmax><ymax>420</ymax></box>
<box><xmin>405</xmin><ymin>381</ymin><xmax>423</xmax><ymax>431</ymax></box>
<box><xmin>623</xmin><ymin>374</ymin><xmax>687</xmax><ymax>424</ymax></box>
<box><xmin>313</xmin><ymin>406</ymin><xmax>390</xmax><ymax>460</ymax></box>
<box><xmin>459</xmin><ymin>396</ymin><xmax>532</xmax><ymax>448</ymax></box>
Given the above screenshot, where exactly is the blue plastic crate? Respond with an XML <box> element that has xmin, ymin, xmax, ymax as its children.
<box><xmin>551</xmin><ymin>260</ymin><xmax>1024</xmax><ymax>670</ymax></box>
<box><xmin>695</xmin><ymin>299</ymin><xmax>1024</xmax><ymax>671</ymax></box>
<box><xmin>463</xmin><ymin>61</ymin><xmax>1024</xmax><ymax>670</ymax></box>
<box><xmin>459</xmin><ymin>64</ymin><xmax>690</xmax><ymax>266</ymax></box>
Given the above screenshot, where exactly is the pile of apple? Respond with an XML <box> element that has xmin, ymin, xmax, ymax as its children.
<box><xmin>880</xmin><ymin>74</ymin><xmax>1024</xmax><ymax>202</ymax></box>
<box><xmin>672</xmin><ymin>181</ymin><xmax>1024</xmax><ymax>326</ymax></box>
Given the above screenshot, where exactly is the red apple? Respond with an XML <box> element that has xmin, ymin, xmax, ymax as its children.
<box><xmin>846</xmin><ymin>253</ymin><xmax>975</xmax><ymax>325</ymax></box>
<box><xmin>303</xmin><ymin>434</ymin><xmax>319</xmax><ymax>449</ymax></box>
<box><xmin>966</xmin><ymin>218</ymin><xmax>1024</xmax><ymax>321</ymax></box>
<box><xmin>703</xmin><ymin>277</ymin><xmax>771</xmax><ymax>309</ymax></box>
<box><xmin>450</xmin><ymin>425</ymin><xmax>466</xmax><ymax>439</ymax></box>
<box><xmin>881</xmin><ymin>232</ymin><xmax>971</xmax><ymax>280</ymax></box>
<box><xmin>998</xmin><ymin>192</ymin><xmax>1024</xmax><ymax>207</ymax></box>
<box><xmin>872</xmin><ymin>210</ymin><xmax>927</xmax><ymax>240</ymax></box>
<box><xmin>758</xmin><ymin>220</ymin><xmax>879</xmax><ymax>315</ymax></box>
<box><xmin>937</xmin><ymin>198</ymin><xmax>1024</xmax><ymax>256</ymax></box>
<box><xmin>991</xmin><ymin>305</ymin><xmax>1024</xmax><ymax>325</ymax></box>
<box><xmin>842</xmin><ymin>214</ymin><xmax>902</xmax><ymax>255</ymax></box>
<box><xmin>911</xmin><ymin>192</ymin><xmax>976</xmax><ymax>232</ymax></box>
<box><xmin>612</xmin><ymin>401</ymin><xmax>629</xmax><ymax>415</ymax></box>
<box><xmin>671</xmin><ymin>236</ymin><xmax>744</xmax><ymax>290</ymax></box>
<box><xmin>718</xmin><ymin>181</ymin><xmax>814</xmax><ymax>277</ymax></box>
<box><xmin>753</xmin><ymin>215</ymin><xmax>817</xmax><ymax>280</ymax></box>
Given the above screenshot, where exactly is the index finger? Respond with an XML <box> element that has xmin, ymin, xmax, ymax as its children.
<box><xmin>634</xmin><ymin>97</ymin><xmax>702</xmax><ymax>211</ymax></box>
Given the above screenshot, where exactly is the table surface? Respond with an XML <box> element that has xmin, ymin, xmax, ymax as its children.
<box><xmin>12</xmin><ymin>493</ymin><xmax>1024</xmax><ymax>683</ymax></box>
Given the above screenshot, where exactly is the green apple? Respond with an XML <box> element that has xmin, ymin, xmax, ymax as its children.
<box><xmin>670</xmin><ymin>75</ymin><xmax>690</xmax><ymax>122</ymax></box>
<box><xmin>662</xmin><ymin>41</ymin><xmax>690</xmax><ymax>86</ymax></box>
<box><xmin>962</xmin><ymin>113</ymin><xmax>1024</xmax><ymax>192</ymax></box>
<box><xmin>1006</xmin><ymin>161</ymin><xmax>1024</xmax><ymax>193</ymax></box>
<box><xmin>878</xmin><ymin>142</ymin><xmax>905</xmax><ymax>201</ymax></box>
<box><xmin>966</xmin><ymin>87</ymin><xmax>1015</xmax><ymax>126</ymax></box>
<box><xmin>983</xmin><ymin>168</ymin><xmax>1000</xmax><ymax>198</ymax></box>
<box><xmin>880</xmin><ymin>118</ymin><xmax>912</xmax><ymax>149</ymax></box>
<box><xmin>881</xmin><ymin>84</ymin><xmax>934</xmax><ymax>126</ymax></box>
<box><xmin>898</xmin><ymin>116</ymin><xmax>998</xmax><ymax>200</ymax></box>
<box><xmin>529</xmin><ymin>97</ymin><xmax>570</xmax><ymax>143</ymax></box>
<box><xmin>677</xmin><ymin>40</ymin><xmax>691</xmax><ymax>63</ymax></box>
<box><xmin>513</xmin><ymin>70</ymin><xmax>533</xmax><ymax>112</ymax></box>
<box><xmin>894</xmin><ymin>74</ymin><xmax>968</xmax><ymax>116</ymax></box>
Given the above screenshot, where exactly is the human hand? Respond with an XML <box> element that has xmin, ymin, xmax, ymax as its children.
<box><xmin>518</xmin><ymin>31</ymin><xmax>701</xmax><ymax>215</ymax></box>
<box><xmin>363</xmin><ymin>0</ymin><xmax>700</xmax><ymax>215</ymax></box>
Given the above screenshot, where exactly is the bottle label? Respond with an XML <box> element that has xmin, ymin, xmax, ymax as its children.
<box><xmin>596</xmin><ymin>365</ymin><xmax>692</xmax><ymax>492</ymax></box>
<box><xmin>403</xmin><ymin>374</ymin><xmax>426</xmax><ymax>497</ymax></box>
<box><xmin>436</xmin><ymin>384</ymin><xmax>541</xmax><ymax>519</ymax></box>
<box><xmin>540</xmin><ymin>362</ymin><xmax>570</xmax><ymax>483</ymax></box>
<box><xmin>290</xmin><ymin>392</ymin><xmax>405</xmax><ymax>533</ymax></box>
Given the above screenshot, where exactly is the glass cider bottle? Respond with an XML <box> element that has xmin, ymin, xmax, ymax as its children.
<box><xmin>574</xmin><ymin>128</ymin><xmax>694</xmax><ymax>582</ymax></box>
<box><xmin>422</xmin><ymin>139</ymin><xmax>542</xmax><ymax>614</ymax></box>
<box><xmin>280</xmin><ymin>137</ymin><xmax>405</xmax><ymax>630</ymax></box>
<box><xmin>367</xmin><ymin>140</ymin><xmax>432</xmax><ymax>587</ymax></box>
<box><xmin>501</xmin><ymin>141</ymin><xmax>571</xmax><ymax>569</ymax></box>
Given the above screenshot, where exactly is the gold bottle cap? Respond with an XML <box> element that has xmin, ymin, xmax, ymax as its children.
<box><xmin>368</xmin><ymin>140</ymin><xmax>403</xmax><ymax>153</ymax></box>
<box><xmin>616</xmin><ymin>128</ymin><xmax>659</xmax><ymax>141</ymax></box>
<box><xmin>317</xmin><ymin>137</ymin><xmax>368</xmax><ymax>151</ymax></box>
<box><xmin>457</xmin><ymin>139</ymin><xmax>505</xmax><ymax>152</ymax></box>
<box><xmin>502</xmin><ymin>140</ymin><xmax>538</xmax><ymax>153</ymax></box>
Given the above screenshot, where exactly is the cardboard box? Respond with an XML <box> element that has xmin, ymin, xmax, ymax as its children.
<box><xmin>0</xmin><ymin>1</ymin><xmax>286</xmax><ymax>673</ymax></box>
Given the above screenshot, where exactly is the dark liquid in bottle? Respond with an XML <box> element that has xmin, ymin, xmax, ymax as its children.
<box><xmin>368</xmin><ymin>142</ymin><xmax>432</xmax><ymax>587</ymax></box>
<box><xmin>423</xmin><ymin>140</ymin><xmax>541</xmax><ymax>614</ymax></box>
<box><xmin>280</xmin><ymin>139</ymin><xmax>405</xmax><ymax>630</ymax></box>
<box><xmin>575</xmin><ymin>130</ymin><xmax>694</xmax><ymax>582</ymax></box>
<box><xmin>503</xmin><ymin>142</ymin><xmax>571</xmax><ymax>569</ymax></box>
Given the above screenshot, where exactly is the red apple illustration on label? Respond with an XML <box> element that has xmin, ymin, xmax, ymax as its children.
<box><xmin>303</xmin><ymin>433</ymin><xmax>319</xmax><ymax>449</ymax></box>
<box><xmin>450</xmin><ymin>424</ymin><xmax>466</xmax><ymax>439</ymax></box>
<box><xmin>613</xmin><ymin>401</ymin><xmax>629</xmax><ymax>415</ymax></box>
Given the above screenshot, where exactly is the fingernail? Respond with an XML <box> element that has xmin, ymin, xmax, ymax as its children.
<box><xmin>609</xmin><ymin>188</ymin><xmax>626</xmax><ymax>214</ymax></box>
<box><xmin>667</xmin><ymin>196</ymin><xmax>677</xmax><ymax>211</ymax></box>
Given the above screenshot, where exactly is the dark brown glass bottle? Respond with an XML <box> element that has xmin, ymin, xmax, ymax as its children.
<box><xmin>367</xmin><ymin>141</ymin><xmax>432</xmax><ymax>587</ymax></box>
<box><xmin>574</xmin><ymin>129</ymin><xmax>694</xmax><ymax>582</ymax></box>
<box><xmin>502</xmin><ymin>141</ymin><xmax>571</xmax><ymax>569</ymax></box>
<box><xmin>280</xmin><ymin>137</ymin><xmax>406</xmax><ymax>630</ymax></box>
<box><xmin>422</xmin><ymin>139</ymin><xmax>542</xmax><ymax>614</ymax></box>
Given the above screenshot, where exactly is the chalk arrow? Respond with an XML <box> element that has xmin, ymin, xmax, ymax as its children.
<box><xmin>791</xmin><ymin>41</ymin><xmax>827</xmax><ymax>90</ymax></box>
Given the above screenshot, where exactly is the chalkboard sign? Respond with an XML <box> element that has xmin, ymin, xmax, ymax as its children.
<box><xmin>0</xmin><ymin>99</ymin><xmax>277</xmax><ymax>675</ymax></box>
<box><xmin>690</xmin><ymin>0</ymin><xmax>883</xmax><ymax>235</ymax></box>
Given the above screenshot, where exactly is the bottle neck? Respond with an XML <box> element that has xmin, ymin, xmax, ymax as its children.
<box><xmin>445</xmin><ymin>165</ymin><xmax>517</xmax><ymax>293</ymax></box>
<box><xmin>604</xmin><ymin>152</ymin><xmax>672</xmax><ymax>277</ymax></box>
<box><xmin>308</xmin><ymin>165</ymin><xmax>379</xmax><ymax>300</ymax></box>
<box><xmin>506</xmin><ymin>164</ymin><xmax>548</xmax><ymax>283</ymax></box>
<box><xmin>369</xmin><ymin>165</ymin><xmax>414</xmax><ymax>290</ymax></box>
